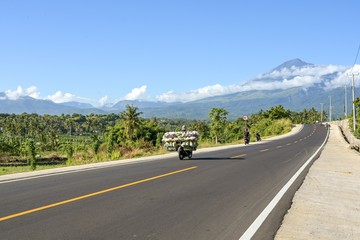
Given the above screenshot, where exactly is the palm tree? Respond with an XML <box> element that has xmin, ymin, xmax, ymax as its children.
<box><xmin>120</xmin><ymin>105</ymin><xmax>143</xmax><ymax>141</ymax></box>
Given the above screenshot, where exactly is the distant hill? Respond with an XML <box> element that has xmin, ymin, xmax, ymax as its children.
<box><xmin>135</xmin><ymin>87</ymin><xmax>349</xmax><ymax>120</ymax></box>
<box><xmin>0</xmin><ymin>95</ymin><xmax>105</xmax><ymax>115</ymax></box>
<box><xmin>0</xmin><ymin>59</ymin><xmax>351</xmax><ymax>119</ymax></box>
<box><xmin>59</xmin><ymin>101</ymin><xmax>95</xmax><ymax>109</ymax></box>
<box><xmin>111</xmin><ymin>99</ymin><xmax>177</xmax><ymax>111</ymax></box>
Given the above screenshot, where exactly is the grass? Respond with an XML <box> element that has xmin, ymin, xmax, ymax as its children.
<box><xmin>1</xmin><ymin>164</ymin><xmax>67</xmax><ymax>175</ymax></box>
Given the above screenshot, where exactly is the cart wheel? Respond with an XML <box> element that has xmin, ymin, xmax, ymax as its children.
<box><xmin>187</xmin><ymin>151</ymin><xmax>192</xmax><ymax>159</ymax></box>
<box><xmin>178</xmin><ymin>147</ymin><xmax>184</xmax><ymax>160</ymax></box>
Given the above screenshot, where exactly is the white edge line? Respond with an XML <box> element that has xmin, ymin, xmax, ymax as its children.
<box><xmin>239</xmin><ymin>126</ymin><xmax>329</xmax><ymax>240</ymax></box>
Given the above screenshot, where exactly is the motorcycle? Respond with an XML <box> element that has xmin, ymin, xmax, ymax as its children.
<box><xmin>244</xmin><ymin>135</ymin><xmax>250</xmax><ymax>145</ymax></box>
<box><xmin>256</xmin><ymin>133</ymin><xmax>261</xmax><ymax>141</ymax></box>
<box><xmin>178</xmin><ymin>146</ymin><xmax>193</xmax><ymax>160</ymax></box>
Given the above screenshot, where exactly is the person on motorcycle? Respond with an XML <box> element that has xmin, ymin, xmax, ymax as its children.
<box><xmin>256</xmin><ymin>132</ymin><xmax>261</xmax><ymax>141</ymax></box>
<box><xmin>181</xmin><ymin>125</ymin><xmax>187</xmax><ymax>132</ymax></box>
<box><xmin>244</xmin><ymin>128</ymin><xmax>250</xmax><ymax>144</ymax></box>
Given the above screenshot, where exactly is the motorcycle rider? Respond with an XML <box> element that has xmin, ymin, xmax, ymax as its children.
<box><xmin>244</xmin><ymin>128</ymin><xmax>250</xmax><ymax>144</ymax></box>
<box><xmin>181</xmin><ymin>125</ymin><xmax>187</xmax><ymax>132</ymax></box>
<box><xmin>256</xmin><ymin>132</ymin><xmax>261</xmax><ymax>141</ymax></box>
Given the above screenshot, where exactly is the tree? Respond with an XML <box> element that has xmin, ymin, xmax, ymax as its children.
<box><xmin>189</xmin><ymin>120</ymin><xmax>210</xmax><ymax>141</ymax></box>
<box><xmin>209</xmin><ymin>108</ymin><xmax>228</xmax><ymax>144</ymax></box>
<box><xmin>120</xmin><ymin>105</ymin><xmax>143</xmax><ymax>141</ymax></box>
<box><xmin>267</xmin><ymin>105</ymin><xmax>290</xmax><ymax>120</ymax></box>
<box><xmin>91</xmin><ymin>134</ymin><xmax>101</xmax><ymax>156</ymax></box>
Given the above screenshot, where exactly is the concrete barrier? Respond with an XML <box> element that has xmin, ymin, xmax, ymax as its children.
<box><xmin>333</xmin><ymin>120</ymin><xmax>360</xmax><ymax>152</ymax></box>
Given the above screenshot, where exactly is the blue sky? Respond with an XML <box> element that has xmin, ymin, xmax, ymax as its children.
<box><xmin>1</xmin><ymin>0</ymin><xmax>360</xmax><ymax>106</ymax></box>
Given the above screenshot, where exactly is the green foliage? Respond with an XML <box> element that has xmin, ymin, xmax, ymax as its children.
<box><xmin>291</xmin><ymin>107</ymin><xmax>323</xmax><ymax>124</ymax></box>
<box><xmin>209</xmin><ymin>108</ymin><xmax>229</xmax><ymax>144</ymax></box>
<box><xmin>91</xmin><ymin>134</ymin><xmax>102</xmax><ymax>155</ymax></box>
<box><xmin>26</xmin><ymin>139</ymin><xmax>37</xmax><ymax>170</ymax></box>
<box><xmin>120</xmin><ymin>105</ymin><xmax>143</xmax><ymax>141</ymax></box>
<box><xmin>64</xmin><ymin>144</ymin><xmax>74</xmax><ymax>166</ymax></box>
<box><xmin>267</xmin><ymin>105</ymin><xmax>291</xmax><ymax>120</ymax></box>
<box><xmin>266</xmin><ymin>118</ymin><xmax>292</xmax><ymax>136</ymax></box>
<box><xmin>354</xmin><ymin>97</ymin><xmax>360</xmax><ymax>138</ymax></box>
<box><xmin>0</xmin><ymin>104</ymin><xmax>336</xmax><ymax>175</ymax></box>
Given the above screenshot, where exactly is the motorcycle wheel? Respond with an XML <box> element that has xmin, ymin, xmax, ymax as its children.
<box><xmin>178</xmin><ymin>148</ymin><xmax>184</xmax><ymax>160</ymax></box>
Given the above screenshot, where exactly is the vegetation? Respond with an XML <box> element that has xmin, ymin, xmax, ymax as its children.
<box><xmin>0</xmin><ymin>105</ymin><xmax>332</xmax><ymax>175</ymax></box>
<box><xmin>350</xmin><ymin>97</ymin><xmax>360</xmax><ymax>138</ymax></box>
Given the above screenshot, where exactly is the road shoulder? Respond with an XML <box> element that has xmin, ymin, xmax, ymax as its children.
<box><xmin>275</xmin><ymin>124</ymin><xmax>360</xmax><ymax>239</ymax></box>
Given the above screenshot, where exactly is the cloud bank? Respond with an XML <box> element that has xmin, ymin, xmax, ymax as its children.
<box><xmin>5</xmin><ymin>86</ymin><xmax>41</xmax><ymax>100</ymax></box>
<box><xmin>156</xmin><ymin>84</ymin><xmax>242</xmax><ymax>102</ymax></box>
<box><xmin>155</xmin><ymin>64</ymin><xmax>357</xmax><ymax>102</ymax></box>
<box><xmin>48</xmin><ymin>91</ymin><xmax>86</xmax><ymax>103</ymax></box>
<box><xmin>3</xmin><ymin>64</ymin><xmax>359</xmax><ymax>105</ymax></box>
<box><xmin>124</xmin><ymin>85</ymin><xmax>147</xmax><ymax>100</ymax></box>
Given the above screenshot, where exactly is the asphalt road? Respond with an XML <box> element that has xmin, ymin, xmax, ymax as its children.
<box><xmin>0</xmin><ymin>124</ymin><xmax>328</xmax><ymax>240</ymax></box>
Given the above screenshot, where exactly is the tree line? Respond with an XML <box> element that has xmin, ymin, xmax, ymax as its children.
<box><xmin>0</xmin><ymin>105</ymin><xmax>326</xmax><ymax>169</ymax></box>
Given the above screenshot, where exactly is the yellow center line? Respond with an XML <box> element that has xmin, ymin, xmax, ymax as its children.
<box><xmin>286</xmin><ymin>143</ymin><xmax>291</xmax><ymax>146</ymax></box>
<box><xmin>260</xmin><ymin>149</ymin><xmax>269</xmax><ymax>152</ymax></box>
<box><xmin>276</xmin><ymin>145</ymin><xmax>282</xmax><ymax>148</ymax></box>
<box><xmin>293</xmin><ymin>141</ymin><xmax>298</xmax><ymax>143</ymax></box>
<box><xmin>0</xmin><ymin>166</ymin><xmax>198</xmax><ymax>222</ymax></box>
<box><xmin>231</xmin><ymin>154</ymin><xmax>247</xmax><ymax>158</ymax></box>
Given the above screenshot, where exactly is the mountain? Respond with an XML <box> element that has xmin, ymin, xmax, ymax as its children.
<box><xmin>271</xmin><ymin>58</ymin><xmax>313</xmax><ymax>72</ymax></box>
<box><xmin>0</xmin><ymin>59</ymin><xmax>352</xmax><ymax>119</ymax></box>
<box><xmin>110</xmin><ymin>99</ymin><xmax>176</xmax><ymax>111</ymax></box>
<box><xmin>0</xmin><ymin>95</ymin><xmax>105</xmax><ymax>115</ymax></box>
<box><xmin>135</xmin><ymin>87</ymin><xmax>349</xmax><ymax>120</ymax></box>
<box><xmin>59</xmin><ymin>101</ymin><xmax>95</xmax><ymax>109</ymax></box>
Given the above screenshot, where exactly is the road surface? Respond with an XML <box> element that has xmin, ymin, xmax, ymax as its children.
<box><xmin>0</xmin><ymin>124</ymin><xmax>328</xmax><ymax>240</ymax></box>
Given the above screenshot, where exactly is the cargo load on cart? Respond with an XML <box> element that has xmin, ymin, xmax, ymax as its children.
<box><xmin>162</xmin><ymin>130</ymin><xmax>200</xmax><ymax>160</ymax></box>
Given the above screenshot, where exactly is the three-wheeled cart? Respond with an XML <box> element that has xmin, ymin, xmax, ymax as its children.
<box><xmin>162</xmin><ymin>131</ymin><xmax>199</xmax><ymax>160</ymax></box>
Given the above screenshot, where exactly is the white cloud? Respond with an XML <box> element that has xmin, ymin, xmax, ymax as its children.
<box><xmin>244</xmin><ymin>64</ymin><xmax>353</xmax><ymax>91</ymax></box>
<box><xmin>124</xmin><ymin>85</ymin><xmax>147</xmax><ymax>100</ymax></box>
<box><xmin>98</xmin><ymin>96</ymin><xmax>109</xmax><ymax>107</ymax></box>
<box><xmin>264</xmin><ymin>64</ymin><xmax>347</xmax><ymax>79</ymax></box>
<box><xmin>4</xmin><ymin>85</ymin><xmax>102</xmax><ymax>107</ymax></box>
<box><xmin>4</xmin><ymin>64</ymin><xmax>359</xmax><ymax>106</ymax></box>
<box><xmin>47</xmin><ymin>91</ymin><xmax>91</xmax><ymax>103</ymax></box>
<box><xmin>325</xmin><ymin>64</ymin><xmax>360</xmax><ymax>89</ymax></box>
<box><xmin>156</xmin><ymin>84</ymin><xmax>242</xmax><ymax>102</ymax></box>
<box><xmin>156</xmin><ymin>64</ymin><xmax>358</xmax><ymax>103</ymax></box>
<box><xmin>5</xmin><ymin>86</ymin><xmax>41</xmax><ymax>100</ymax></box>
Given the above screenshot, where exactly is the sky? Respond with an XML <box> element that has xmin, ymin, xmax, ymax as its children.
<box><xmin>1</xmin><ymin>0</ymin><xmax>360</xmax><ymax>107</ymax></box>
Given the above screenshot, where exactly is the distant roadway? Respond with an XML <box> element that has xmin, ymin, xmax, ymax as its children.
<box><xmin>0</xmin><ymin>124</ymin><xmax>328</xmax><ymax>240</ymax></box>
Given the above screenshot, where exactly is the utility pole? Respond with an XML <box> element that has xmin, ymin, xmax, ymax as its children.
<box><xmin>348</xmin><ymin>73</ymin><xmax>359</xmax><ymax>131</ymax></box>
<box><xmin>329</xmin><ymin>96</ymin><xmax>332</xmax><ymax>122</ymax></box>
<box><xmin>345</xmin><ymin>84</ymin><xmax>348</xmax><ymax>117</ymax></box>
<box><xmin>320</xmin><ymin>103</ymin><xmax>324</xmax><ymax>122</ymax></box>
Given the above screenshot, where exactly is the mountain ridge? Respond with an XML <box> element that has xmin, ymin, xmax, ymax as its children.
<box><xmin>0</xmin><ymin>59</ymin><xmax>350</xmax><ymax>119</ymax></box>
